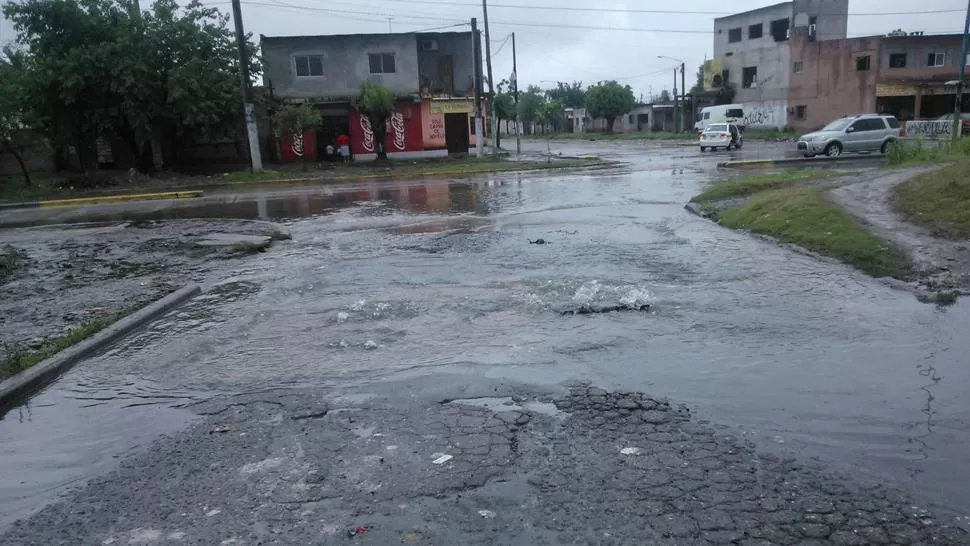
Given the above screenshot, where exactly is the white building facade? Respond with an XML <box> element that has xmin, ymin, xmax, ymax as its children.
<box><xmin>713</xmin><ymin>0</ymin><xmax>848</xmax><ymax>129</ymax></box>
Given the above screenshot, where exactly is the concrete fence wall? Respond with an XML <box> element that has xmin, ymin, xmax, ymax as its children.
<box><xmin>904</xmin><ymin>120</ymin><xmax>953</xmax><ymax>138</ymax></box>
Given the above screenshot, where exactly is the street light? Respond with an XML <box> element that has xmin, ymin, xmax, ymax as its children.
<box><xmin>658</xmin><ymin>56</ymin><xmax>686</xmax><ymax>132</ymax></box>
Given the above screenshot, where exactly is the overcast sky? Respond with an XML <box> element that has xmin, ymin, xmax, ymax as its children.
<box><xmin>1</xmin><ymin>0</ymin><xmax>966</xmax><ymax>100</ymax></box>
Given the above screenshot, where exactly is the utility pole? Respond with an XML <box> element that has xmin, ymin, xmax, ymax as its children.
<box><xmin>672</xmin><ymin>69</ymin><xmax>679</xmax><ymax>133</ymax></box>
<box><xmin>953</xmin><ymin>0</ymin><xmax>970</xmax><ymax>140</ymax></box>
<box><xmin>482</xmin><ymin>0</ymin><xmax>497</xmax><ymax>153</ymax></box>
<box><xmin>680</xmin><ymin>62</ymin><xmax>686</xmax><ymax>133</ymax></box>
<box><xmin>512</xmin><ymin>32</ymin><xmax>521</xmax><ymax>154</ymax></box>
<box><xmin>231</xmin><ymin>0</ymin><xmax>262</xmax><ymax>171</ymax></box>
<box><xmin>471</xmin><ymin>18</ymin><xmax>484</xmax><ymax>157</ymax></box>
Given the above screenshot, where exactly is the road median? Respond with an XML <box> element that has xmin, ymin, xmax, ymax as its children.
<box><xmin>0</xmin><ymin>190</ymin><xmax>204</xmax><ymax>210</ymax></box>
<box><xmin>0</xmin><ymin>284</ymin><xmax>201</xmax><ymax>406</ymax></box>
<box><xmin>717</xmin><ymin>155</ymin><xmax>879</xmax><ymax>169</ymax></box>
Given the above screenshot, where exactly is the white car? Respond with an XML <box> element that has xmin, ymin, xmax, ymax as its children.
<box><xmin>699</xmin><ymin>123</ymin><xmax>743</xmax><ymax>152</ymax></box>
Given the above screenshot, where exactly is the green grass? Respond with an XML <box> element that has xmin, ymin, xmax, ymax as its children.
<box><xmin>892</xmin><ymin>159</ymin><xmax>970</xmax><ymax>239</ymax></box>
<box><xmin>717</xmin><ymin>186</ymin><xmax>912</xmax><ymax>279</ymax></box>
<box><xmin>0</xmin><ymin>306</ymin><xmax>141</xmax><ymax>381</ymax></box>
<box><xmin>0</xmin><ymin>245</ymin><xmax>28</xmax><ymax>283</ymax></box>
<box><xmin>934</xmin><ymin>290</ymin><xmax>961</xmax><ymax>305</ymax></box>
<box><xmin>886</xmin><ymin>137</ymin><xmax>970</xmax><ymax>166</ymax></box>
<box><xmin>691</xmin><ymin>169</ymin><xmax>839</xmax><ymax>202</ymax></box>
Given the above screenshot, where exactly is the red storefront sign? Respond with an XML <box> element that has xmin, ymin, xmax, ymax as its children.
<box><xmin>280</xmin><ymin>130</ymin><xmax>318</xmax><ymax>162</ymax></box>
<box><xmin>349</xmin><ymin>103</ymin><xmax>423</xmax><ymax>155</ymax></box>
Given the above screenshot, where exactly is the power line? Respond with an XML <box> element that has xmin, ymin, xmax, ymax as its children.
<box><xmin>491</xmin><ymin>33</ymin><xmax>511</xmax><ymax>58</ymax></box>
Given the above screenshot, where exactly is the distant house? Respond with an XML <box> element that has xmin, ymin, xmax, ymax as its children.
<box><xmin>585</xmin><ymin>104</ymin><xmax>675</xmax><ymax>133</ymax></box>
<box><xmin>261</xmin><ymin>31</ymin><xmax>482</xmax><ymax>161</ymax></box>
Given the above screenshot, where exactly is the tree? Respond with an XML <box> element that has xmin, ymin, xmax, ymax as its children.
<box><xmin>690</xmin><ymin>63</ymin><xmax>705</xmax><ymax>96</ymax></box>
<box><xmin>536</xmin><ymin>99</ymin><xmax>563</xmax><ymax>134</ymax></box>
<box><xmin>517</xmin><ymin>85</ymin><xmax>545</xmax><ymax>135</ymax></box>
<box><xmin>587</xmin><ymin>80</ymin><xmax>635</xmax><ymax>133</ymax></box>
<box><xmin>493</xmin><ymin>79</ymin><xmax>515</xmax><ymax>149</ymax></box>
<box><xmin>2</xmin><ymin>0</ymin><xmax>258</xmax><ymax>174</ymax></box>
<box><xmin>357</xmin><ymin>81</ymin><xmax>395</xmax><ymax>160</ymax></box>
<box><xmin>546</xmin><ymin>81</ymin><xmax>586</xmax><ymax>109</ymax></box>
<box><xmin>0</xmin><ymin>45</ymin><xmax>33</xmax><ymax>185</ymax></box>
<box><xmin>657</xmin><ymin>89</ymin><xmax>672</xmax><ymax>103</ymax></box>
<box><xmin>274</xmin><ymin>102</ymin><xmax>320</xmax><ymax>169</ymax></box>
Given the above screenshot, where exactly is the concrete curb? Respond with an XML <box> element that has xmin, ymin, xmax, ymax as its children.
<box><xmin>0</xmin><ymin>284</ymin><xmax>201</xmax><ymax>406</ymax></box>
<box><xmin>717</xmin><ymin>155</ymin><xmax>880</xmax><ymax>169</ymax></box>
<box><xmin>0</xmin><ymin>190</ymin><xmax>204</xmax><ymax>211</ymax></box>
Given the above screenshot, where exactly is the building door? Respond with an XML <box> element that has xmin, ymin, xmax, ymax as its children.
<box><xmin>444</xmin><ymin>113</ymin><xmax>470</xmax><ymax>155</ymax></box>
<box><xmin>437</xmin><ymin>55</ymin><xmax>454</xmax><ymax>95</ymax></box>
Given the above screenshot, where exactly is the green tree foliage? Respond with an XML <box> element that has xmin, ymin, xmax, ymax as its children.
<box><xmin>690</xmin><ymin>63</ymin><xmax>705</xmax><ymax>96</ymax></box>
<box><xmin>537</xmin><ymin>99</ymin><xmax>563</xmax><ymax>134</ymax></box>
<box><xmin>587</xmin><ymin>81</ymin><xmax>635</xmax><ymax>132</ymax></box>
<box><xmin>517</xmin><ymin>85</ymin><xmax>545</xmax><ymax>135</ymax></box>
<box><xmin>492</xmin><ymin>79</ymin><xmax>515</xmax><ymax>149</ymax></box>
<box><xmin>545</xmin><ymin>81</ymin><xmax>586</xmax><ymax>109</ymax></box>
<box><xmin>357</xmin><ymin>81</ymin><xmax>395</xmax><ymax>160</ymax></box>
<box><xmin>0</xmin><ymin>45</ymin><xmax>33</xmax><ymax>184</ymax></box>
<box><xmin>657</xmin><ymin>89</ymin><xmax>672</xmax><ymax>103</ymax></box>
<box><xmin>274</xmin><ymin>102</ymin><xmax>319</xmax><ymax>168</ymax></box>
<box><xmin>1</xmin><ymin>0</ymin><xmax>258</xmax><ymax>173</ymax></box>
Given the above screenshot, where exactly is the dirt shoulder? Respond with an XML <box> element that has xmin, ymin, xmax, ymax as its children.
<box><xmin>828</xmin><ymin>166</ymin><xmax>970</xmax><ymax>292</ymax></box>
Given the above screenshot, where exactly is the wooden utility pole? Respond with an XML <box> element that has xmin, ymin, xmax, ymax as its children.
<box><xmin>512</xmin><ymin>32</ymin><xmax>520</xmax><ymax>154</ymax></box>
<box><xmin>471</xmin><ymin>18</ymin><xmax>484</xmax><ymax>157</ymax></box>
<box><xmin>672</xmin><ymin>69</ymin><xmax>679</xmax><ymax>133</ymax></box>
<box><xmin>482</xmin><ymin>0</ymin><xmax>497</xmax><ymax>153</ymax></box>
<box><xmin>231</xmin><ymin>0</ymin><xmax>263</xmax><ymax>171</ymax></box>
<box><xmin>680</xmin><ymin>62</ymin><xmax>686</xmax><ymax>133</ymax></box>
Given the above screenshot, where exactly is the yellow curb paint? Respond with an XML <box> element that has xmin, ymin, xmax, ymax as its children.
<box><xmin>38</xmin><ymin>190</ymin><xmax>203</xmax><ymax>208</ymax></box>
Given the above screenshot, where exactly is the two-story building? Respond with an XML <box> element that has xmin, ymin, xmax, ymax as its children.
<box><xmin>787</xmin><ymin>27</ymin><xmax>968</xmax><ymax>132</ymax></box>
<box><xmin>713</xmin><ymin>0</ymin><xmax>849</xmax><ymax>129</ymax></box>
<box><xmin>261</xmin><ymin>31</ymin><xmax>481</xmax><ymax>161</ymax></box>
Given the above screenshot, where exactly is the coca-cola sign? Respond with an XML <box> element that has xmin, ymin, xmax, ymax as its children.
<box><xmin>290</xmin><ymin>130</ymin><xmax>304</xmax><ymax>157</ymax></box>
<box><xmin>390</xmin><ymin>112</ymin><xmax>406</xmax><ymax>151</ymax></box>
<box><xmin>359</xmin><ymin>115</ymin><xmax>375</xmax><ymax>152</ymax></box>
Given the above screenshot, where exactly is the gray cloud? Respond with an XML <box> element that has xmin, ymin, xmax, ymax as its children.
<box><xmin>1</xmin><ymin>0</ymin><xmax>965</xmax><ymax>99</ymax></box>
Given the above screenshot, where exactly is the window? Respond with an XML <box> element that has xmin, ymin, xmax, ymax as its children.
<box><xmin>795</xmin><ymin>105</ymin><xmax>807</xmax><ymax>120</ymax></box>
<box><xmin>793</xmin><ymin>61</ymin><xmax>803</xmax><ymax>74</ymax></box>
<box><xmin>742</xmin><ymin>66</ymin><xmax>758</xmax><ymax>88</ymax></box>
<box><xmin>770</xmin><ymin>18</ymin><xmax>790</xmax><ymax>42</ymax></box>
<box><xmin>749</xmin><ymin>23</ymin><xmax>763</xmax><ymax>39</ymax></box>
<box><xmin>722</xmin><ymin>69</ymin><xmax>730</xmax><ymax>85</ymax></box>
<box><xmin>808</xmin><ymin>16</ymin><xmax>817</xmax><ymax>40</ymax></box>
<box><xmin>294</xmin><ymin>55</ymin><xmax>324</xmax><ymax>77</ymax></box>
<box><xmin>728</xmin><ymin>28</ymin><xmax>742</xmax><ymax>43</ymax></box>
<box><xmin>703</xmin><ymin>112</ymin><xmax>711</xmax><ymax>120</ymax></box>
<box><xmin>368</xmin><ymin>53</ymin><xmax>396</xmax><ymax>74</ymax></box>
<box><xmin>628</xmin><ymin>115</ymin><xmax>634</xmax><ymax>124</ymax></box>
<box><xmin>927</xmin><ymin>52</ymin><xmax>946</xmax><ymax>67</ymax></box>
<box><xmin>849</xmin><ymin>118</ymin><xmax>886</xmax><ymax>132</ymax></box>
<box><xmin>889</xmin><ymin>53</ymin><xmax>907</xmax><ymax>68</ymax></box>
<box><xmin>856</xmin><ymin>55</ymin><xmax>870</xmax><ymax>71</ymax></box>
<box><xmin>885</xmin><ymin>117</ymin><xmax>900</xmax><ymax>129</ymax></box>
<box><xmin>726</xmin><ymin>108</ymin><xmax>744</xmax><ymax>118</ymax></box>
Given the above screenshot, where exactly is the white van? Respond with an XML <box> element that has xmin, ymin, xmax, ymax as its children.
<box><xmin>694</xmin><ymin>104</ymin><xmax>745</xmax><ymax>131</ymax></box>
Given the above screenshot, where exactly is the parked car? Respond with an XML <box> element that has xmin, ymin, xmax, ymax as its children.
<box><xmin>797</xmin><ymin>114</ymin><xmax>900</xmax><ymax>158</ymax></box>
<box><xmin>935</xmin><ymin>112</ymin><xmax>970</xmax><ymax>135</ymax></box>
<box><xmin>699</xmin><ymin>123</ymin><xmax>743</xmax><ymax>152</ymax></box>
<box><xmin>694</xmin><ymin>104</ymin><xmax>745</xmax><ymax>132</ymax></box>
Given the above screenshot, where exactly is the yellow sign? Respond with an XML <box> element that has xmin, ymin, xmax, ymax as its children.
<box><xmin>430</xmin><ymin>99</ymin><xmax>474</xmax><ymax>114</ymax></box>
<box><xmin>702</xmin><ymin>59</ymin><xmax>724</xmax><ymax>90</ymax></box>
<box><xmin>877</xmin><ymin>84</ymin><xmax>954</xmax><ymax>97</ymax></box>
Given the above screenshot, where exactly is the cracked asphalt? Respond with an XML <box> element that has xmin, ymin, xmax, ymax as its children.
<box><xmin>3</xmin><ymin>377</ymin><xmax>967</xmax><ymax>545</ymax></box>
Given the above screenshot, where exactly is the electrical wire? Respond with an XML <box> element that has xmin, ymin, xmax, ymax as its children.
<box><xmin>490</xmin><ymin>33</ymin><xmax>511</xmax><ymax>58</ymax></box>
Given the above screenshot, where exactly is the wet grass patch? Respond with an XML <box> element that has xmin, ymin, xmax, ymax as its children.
<box><xmin>892</xmin><ymin>159</ymin><xmax>970</xmax><ymax>239</ymax></box>
<box><xmin>263</xmin><ymin>230</ymin><xmax>292</xmax><ymax>241</ymax></box>
<box><xmin>715</xmin><ymin>186</ymin><xmax>912</xmax><ymax>279</ymax></box>
<box><xmin>886</xmin><ymin>138</ymin><xmax>970</xmax><ymax>166</ymax></box>
<box><xmin>0</xmin><ymin>304</ymin><xmax>143</xmax><ymax>381</ymax></box>
<box><xmin>691</xmin><ymin>169</ymin><xmax>839</xmax><ymax>202</ymax></box>
<box><xmin>934</xmin><ymin>290</ymin><xmax>961</xmax><ymax>306</ymax></box>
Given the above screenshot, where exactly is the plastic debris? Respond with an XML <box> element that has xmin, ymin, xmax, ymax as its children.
<box><xmin>478</xmin><ymin>510</ymin><xmax>497</xmax><ymax>519</ymax></box>
<box><xmin>363</xmin><ymin>340</ymin><xmax>378</xmax><ymax>350</ymax></box>
<box><xmin>431</xmin><ymin>453</ymin><xmax>453</xmax><ymax>465</ymax></box>
<box><xmin>529</xmin><ymin>238</ymin><xmax>547</xmax><ymax>245</ymax></box>
<box><xmin>336</xmin><ymin>312</ymin><xmax>350</xmax><ymax>323</ymax></box>
<box><xmin>620</xmin><ymin>447</ymin><xmax>642</xmax><ymax>455</ymax></box>
<box><xmin>347</xmin><ymin>526</ymin><xmax>370</xmax><ymax>537</ymax></box>
<box><xmin>210</xmin><ymin>424</ymin><xmax>233</xmax><ymax>434</ymax></box>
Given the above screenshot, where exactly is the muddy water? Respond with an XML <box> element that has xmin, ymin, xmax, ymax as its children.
<box><xmin>1</xmin><ymin>141</ymin><xmax>969</xmax><ymax>527</ymax></box>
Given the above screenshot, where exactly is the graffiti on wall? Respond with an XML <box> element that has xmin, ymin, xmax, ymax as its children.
<box><xmin>742</xmin><ymin>106</ymin><xmax>774</xmax><ymax>127</ymax></box>
<box><xmin>905</xmin><ymin>120</ymin><xmax>953</xmax><ymax>138</ymax></box>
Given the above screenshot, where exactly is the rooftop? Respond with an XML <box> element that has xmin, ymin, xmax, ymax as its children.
<box><xmin>260</xmin><ymin>31</ymin><xmax>470</xmax><ymax>41</ymax></box>
<box><xmin>713</xmin><ymin>1</ymin><xmax>791</xmax><ymax>22</ymax></box>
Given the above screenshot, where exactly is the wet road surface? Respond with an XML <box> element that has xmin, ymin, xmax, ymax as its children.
<box><xmin>1</xmin><ymin>140</ymin><xmax>968</xmax><ymax>536</ymax></box>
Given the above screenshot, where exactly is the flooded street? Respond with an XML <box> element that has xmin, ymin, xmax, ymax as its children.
<box><xmin>2</xmin><ymin>140</ymin><xmax>969</xmax><ymax>536</ymax></box>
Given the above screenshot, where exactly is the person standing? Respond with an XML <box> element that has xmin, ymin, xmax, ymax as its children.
<box><xmin>336</xmin><ymin>133</ymin><xmax>351</xmax><ymax>163</ymax></box>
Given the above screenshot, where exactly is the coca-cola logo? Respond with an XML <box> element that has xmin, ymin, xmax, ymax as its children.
<box><xmin>291</xmin><ymin>130</ymin><xmax>304</xmax><ymax>157</ymax></box>
<box><xmin>359</xmin><ymin>115</ymin><xmax>375</xmax><ymax>152</ymax></box>
<box><xmin>390</xmin><ymin>112</ymin><xmax>406</xmax><ymax>151</ymax></box>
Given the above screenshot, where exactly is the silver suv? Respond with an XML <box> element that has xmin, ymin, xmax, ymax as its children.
<box><xmin>797</xmin><ymin>114</ymin><xmax>901</xmax><ymax>158</ymax></box>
